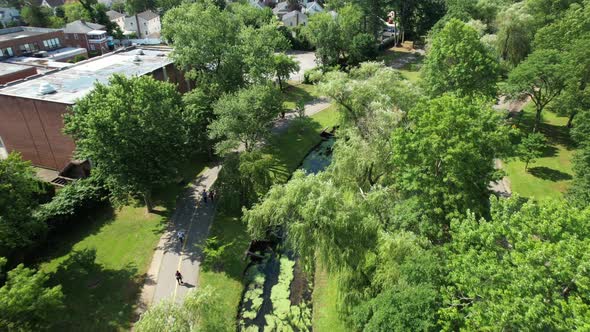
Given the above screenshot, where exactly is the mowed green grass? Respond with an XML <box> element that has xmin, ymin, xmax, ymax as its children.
<box><xmin>38</xmin><ymin>160</ymin><xmax>208</xmax><ymax>331</ymax></box>
<box><xmin>313</xmin><ymin>266</ymin><xmax>349</xmax><ymax>332</ymax></box>
<box><xmin>282</xmin><ymin>82</ymin><xmax>319</xmax><ymax>110</ymax></box>
<box><xmin>505</xmin><ymin>105</ymin><xmax>575</xmax><ymax>200</ymax></box>
<box><xmin>198</xmin><ymin>106</ymin><xmax>340</xmax><ymax>331</ymax></box>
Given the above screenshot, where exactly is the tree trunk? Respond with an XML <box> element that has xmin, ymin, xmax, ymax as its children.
<box><xmin>144</xmin><ymin>191</ymin><xmax>153</xmax><ymax>213</ymax></box>
<box><xmin>525</xmin><ymin>160</ymin><xmax>530</xmax><ymax>172</ymax></box>
<box><xmin>533</xmin><ymin>108</ymin><xmax>542</xmax><ymax>133</ymax></box>
<box><xmin>567</xmin><ymin>112</ymin><xmax>576</xmax><ymax>128</ymax></box>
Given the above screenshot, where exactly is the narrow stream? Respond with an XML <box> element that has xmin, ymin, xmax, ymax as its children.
<box><xmin>238</xmin><ymin>136</ymin><xmax>335</xmax><ymax>332</ymax></box>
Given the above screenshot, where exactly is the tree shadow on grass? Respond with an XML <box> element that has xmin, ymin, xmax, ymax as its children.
<box><xmin>528</xmin><ymin>166</ymin><xmax>573</xmax><ymax>181</ymax></box>
<box><xmin>48</xmin><ymin>249</ymin><xmax>140</xmax><ymax>332</ymax></box>
<box><xmin>513</xmin><ymin>110</ymin><xmax>576</xmax><ymax>150</ymax></box>
<box><xmin>28</xmin><ymin>205</ymin><xmax>116</xmax><ymax>267</ymax></box>
<box><xmin>540</xmin><ymin>144</ymin><xmax>559</xmax><ymax>158</ymax></box>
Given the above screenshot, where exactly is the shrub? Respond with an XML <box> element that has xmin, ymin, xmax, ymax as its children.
<box><xmin>303</xmin><ymin>68</ymin><xmax>323</xmax><ymax>85</ymax></box>
<box><xmin>35</xmin><ymin>177</ymin><xmax>107</xmax><ymax>229</ymax></box>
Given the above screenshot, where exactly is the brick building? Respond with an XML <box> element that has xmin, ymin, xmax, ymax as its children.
<box><xmin>0</xmin><ymin>26</ymin><xmax>65</xmax><ymax>58</ymax></box>
<box><xmin>63</xmin><ymin>20</ymin><xmax>109</xmax><ymax>55</ymax></box>
<box><xmin>0</xmin><ymin>47</ymin><xmax>190</xmax><ymax>172</ymax></box>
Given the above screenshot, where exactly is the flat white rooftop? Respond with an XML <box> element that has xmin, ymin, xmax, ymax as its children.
<box><xmin>0</xmin><ymin>47</ymin><xmax>173</xmax><ymax>104</ymax></box>
<box><xmin>0</xmin><ymin>62</ymin><xmax>34</xmax><ymax>77</ymax></box>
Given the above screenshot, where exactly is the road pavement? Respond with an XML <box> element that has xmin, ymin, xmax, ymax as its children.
<box><xmin>137</xmin><ymin>165</ymin><xmax>221</xmax><ymax>311</ymax></box>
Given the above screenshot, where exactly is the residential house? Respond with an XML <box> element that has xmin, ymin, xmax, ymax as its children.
<box><xmin>273</xmin><ymin>2</ymin><xmax>290</xmax><ymax>19</ymax></box>
<box><xmin>0</xmin><ymin>47</ymin><xmax>190</xmax><ymax>173</ymax></box>
<box><xmin>33</xmin><ymin>0</ymin><xmax>65</xmax><ymax>10</ymax></box>
<box><xmin>0</xmin><ymin>26</ymin><xmax>65</xmax><ymax>58</ymax></box>
<box><xmin>64</xmin><ymin>20</ymin><xmax>109</xmax><ymax>55</ymax></box>
<box><xmin>106</xmin><ymin>10</ymin><xmax>125</xmax><ymax>31</ymax></box>
<box><xmin>124</xmin><ymin>10</ymin><xmax>161</xmax><ymax>39</ymax></box>
<box><xmin>282</xmin><ymin>10</ymin><xmax>307</xmax><ymax>27</ymax></box>
<box><xmin>0</xmin><ymin>8</ymin><xmax>19</xmax><ymax>27</ymax></box>
<box><xmin>302</xmin><ymin>1</ymin><xmax>323</xmax><ymax>15</ymax></box>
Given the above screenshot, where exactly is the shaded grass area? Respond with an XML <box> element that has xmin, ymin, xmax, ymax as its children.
<box><xmin>505</xmin><ymin>104</ymin><xmax>575</xmax><ymax>200</ymax></box>
<box><xmin>36</xmin><ymin>159</ymin><xmax>208</xmax><ymax>331</ymax></box>
<box><xmin>199</xmin><ymin>107</ymin><xmax>340</xmax><ymax>331</ymax></box>
<box><xmin>282</xmin><ymin>83</ymin><xmax>319</xmax><ymax>110</ymax></box>
<box><xmin>267</xmin><ymin>105</ymin><xmax>339</xmax><ymax>183</ymax></box>
<box><xmin>313</xmin><ymin>266</ymin><xmax>348</xmax><ymax>332</ymax></box>
<box><xmin>199</xmin><ymin>212</ymin><xmax>251</xmax><ymax>331</ymax></box>
<box><xmin>377</xmin><ymin>46</ymin><xmax>423</xmax><ymax>83</ymax></box>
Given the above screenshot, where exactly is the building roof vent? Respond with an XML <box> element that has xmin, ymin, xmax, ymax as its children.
<box><xmin>39</xmin><ymin>82</ymin><xmax>56</xmax><ymax>95</ymax></box>
<box><xmin>137</xmin><ymin>49</ymin><xmax>145</xmax><ymax>55</ymax></box>
<box><xmin>133</xmin><ymin>55</ymin><xmax>142</xmax><ymax>62</ymax></box>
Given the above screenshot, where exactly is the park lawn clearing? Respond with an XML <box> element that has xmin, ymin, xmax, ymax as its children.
<box><xmin>313</xmin><ymin>266</ymin><xmax>349</xmax><ymax>332</ymax></box>
<box><xmin>505</xmin><ymin>104</ymin><xmax>575</xmax><ymax>200</ymax></box>
<box><xmin>38</xmin><ymin>160</ymin><xmax>207</xmax><ymax>331</ymax></box>
<box><xmin>199</xmin><ymin>106</ymin><xmax>340</xmax><ymax>331</ymax></box>
<box><xmin>282</xmin><ymin>83</ymin><xmax>319</xmax><ymax>110</ymax></box>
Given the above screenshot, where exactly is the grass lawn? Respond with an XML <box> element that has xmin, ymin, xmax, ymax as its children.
<box><xmin>282</xmin><ymin>82</ymin><xmax>319</xmax><ymax>110</ymax></box>
<box><xmin>37</xmin><ymin>159</ymin><xmax>207</xmax><ymax>331</ymax></box>
<box><xmin>505</xmin><ymin>104</ymin><xmax>575</xmax><ymax>200</ymax></box>
<box><xmin>198</xmin><ymin>106</ymin><xmax>340</xmax><ymax>331</ymax></box>
<box><xmin>377</xmin><ymin>46</ymin><xmax>423</xmax><ymax>83</ymax></box>
<box><xmin>313</xmin><ymin>266</ymin><xmax>348</xmax><ymax>332</ymax></box>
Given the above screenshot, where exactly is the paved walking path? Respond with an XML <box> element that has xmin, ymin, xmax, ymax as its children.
<box><xmin>273</xmin><ymin>97</ymin><xmax>332</xmax><ymax>133</ymax></box>
<box><xmin>137</xmin><ymin>165</ymin><xmax>221</xmax><ymax>311</ymax></box>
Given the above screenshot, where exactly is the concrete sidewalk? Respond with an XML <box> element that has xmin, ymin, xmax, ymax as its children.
<box><xmin>137</xmin><ymin>165</ymin><xmax>221</xmax><ymax>311</ymax></box>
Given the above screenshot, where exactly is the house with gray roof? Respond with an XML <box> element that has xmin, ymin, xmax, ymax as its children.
<box><xmin>63</xmin><ymin>20</ymin><xmax>109</xmax><ymax>55</ymax></box>
<box><xmin>123</xmin><ymin>10</ymin><xmax>161</xmax><ymax>38</ymax></box>
<box><xmin>282</xmin><ymin>10</ymin><xmax>308</xmax><ymax>27</ymax></box>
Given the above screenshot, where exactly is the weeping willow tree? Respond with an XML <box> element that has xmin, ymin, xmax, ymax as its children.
<box><xmin>496</xmin><ymin>3</ymin><xmax>535</xmax><ymax>67</ymax></box>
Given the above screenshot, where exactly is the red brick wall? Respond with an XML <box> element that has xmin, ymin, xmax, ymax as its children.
<box><xmin>0</xmin><ymin>66</ymin><xmax>37</xmax><ymax>84</ymax></box>
<box><xmin>0</xmin><ymin>96</ymin><xmax>74</xmax><ymax>170</ymax></box>
<box><xmin>0</xmin><ymin>63</ymin><xmax>190</xmax><ymax>171</ymax></box>
<box><xmin>0</xmin><ymin>31</ymin><xmax>66</xmax><ymax>57</ymax></box>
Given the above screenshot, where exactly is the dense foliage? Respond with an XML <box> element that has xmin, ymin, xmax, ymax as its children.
<box><xmin>0</xmin><ymin>153</ymin><xmax>46</xmax><ymax>258</ymax></box>
<box><xmin>64</xmin><ymin>75</ymin><xmax>186</xmax><ymax>212</ymax></box>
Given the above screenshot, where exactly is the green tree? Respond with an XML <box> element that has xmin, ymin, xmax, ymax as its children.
<box><xmin>227</xmin><ymin>2</ymin><xmax>274</xmax><ymax>28</ymax></box>
<box><xmin>0</xmin><ymin>261</ymin><xmax>64</xmax><ymax>331</ymax></box>
<box><xmin>496</xmin><ymin>2</ymin><xmax>535</xmax><ymax>66</ymax></box>
<box><xmin>209</xmin><ymin>84</ymin><xmax>282</xmax><ymax>153</ymax></box>
<box><xmin>518</xmin><ymin>132</ymin><xmax>546</xmax><ymax>171</ymax></box>
<box><xmin>135</xmin><ymin>286</ymin><xmax>226</xmax><ymax>332</ymax></box>
<box><xmin>64</xmin><ymin>2</ymin><xmax>92</xmax><ymax>22</ymax></box>
<box><xmin>421</xmin><ymin>19</ymin><xmax>499</xmax><ymax>98</ymax></box>
<box><xmin>504</xmin><ymin>49</ymin><xmax>569</xmax><ymax>132</ymax></box>
<box><xmin>441</xmin><ymin>197</ymin><xmax>590</xmax><ymax>330</ymax></box>
<box><xmin>304</xmin><ymin>12</ymin><xmax>343</xmax><ymax>67</ymax></box>
<box><xmin>390</xmin><ymin>95</ymin><xmax>511</xmax><ymax>237</ymax></box>
<box><xmin>21</xmin><ymin>5</ymin><xmax>52</xmax><ymax>27</ymax></box>
<box><xmin>162</xmin><ymin>2</ymin><xmax>243</xmax><ymax>92</ymax></box>
<box><xmin>125</xmin><ymin>0</ymin><xmax>156</xmax><ymax>15</ymax></box>
<box><xmin>64</xmin><ymin>75</ymin><xmax>186</xmax><ymax>212</ymax></box>
<box><xmin>273</xmin><ymin>53</ymin><xmax>300</xmax><ymax>91</ymax></box>
<box><xmin>239</xmin><ymin>23</ymin><xmax>291</xmax><ymax>85</ymax></box>
<box><xmin>182</xmin><ymin>87</ymin><xmax>217</xmax><ymax>156</ymax></box>
<box><xmin>0</xmin><ymin>153</ymin><xmax>46</xmax><ymax>257</ymax></box>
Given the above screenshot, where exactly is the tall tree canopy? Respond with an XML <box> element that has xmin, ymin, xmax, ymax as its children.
<box><xmin>504</xmin><ymin>49</ymin><xmax>569</xmax><ymax>132</ymax></box>
<box><xmin>0</xmin><ymin>260</ymin><xmax>64</xmax><ymax>331</ymax></box>
<box><xmin>208</xmin><ymin>84</ymin><xmax>283</xmax><ymax>153</ymax></box>
<box><xmin>441</xmin><ymin>197</ymin><xmax>590</xmax><ymax>330</ymax></box>
<box><xmin>0</xmin><ymin>153</ymin><xmax>45</xmax><ymax>257</ymax></box>
<box><xmin>64</xmin><ymin>75</ymin><xmax>186</xmax><ymax>212</ymax></box>
<box><xmin>421</xmin><ymin>19</ymin><xmax>499</xmax><ymax>98</ymax></box>
<box><xmin>496</xmin><ymin>2</ymin><xmax>535</xmax><ymax>66</ymax></box>
<box><xmin>390</xmin><ymin>94</ymin><xmax>511</xmax><ymax>236</ymax></box>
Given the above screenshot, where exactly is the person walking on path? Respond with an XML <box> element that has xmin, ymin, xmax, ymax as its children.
<box><xmin>175</xmin><ymin>270</ymin><xmax>183</xmax><ymax>285</ymax></box>
<box><xmin>177</xmin><ymin>230</ymin><xmax>185</xmax><ymax>244</ymax></box>
<box><xmin>201</xmin><ymin>189</ymin><xmax>207</xmax><ymax>204</ymax></box>
<box><xmin>208</xmin><ymin>189</ymin><xmax>215</xmax><ymax>203</ymax></box>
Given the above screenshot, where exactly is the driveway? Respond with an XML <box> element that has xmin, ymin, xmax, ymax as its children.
<box><xmin>288</xmin><ymin>51</ymin><xmax>317</xmax><ymax>82</ymax></box>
